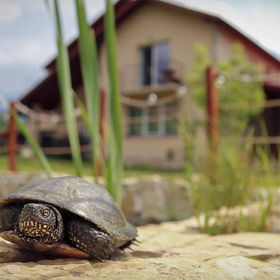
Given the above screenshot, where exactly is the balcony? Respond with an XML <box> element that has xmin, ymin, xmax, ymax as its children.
<box><xmin>119</xmin><ymin>58</ymin><xmax>185</xmax><ymax>96</ymax></box>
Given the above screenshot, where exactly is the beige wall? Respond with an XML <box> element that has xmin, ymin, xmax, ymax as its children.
<box><xmin>99</xmin><ymin>2</ymin><xmax>216</xmax><ymax>90</ymax></box>
<box><xmin>28</xmin><ymin>2</ymin><xmax>276</xmax><ymax>168</ymax></box>
<box><xmin>124</xmin><ymin>136</ymin><xmax>184</xmax><ymax>169</ymax></box>
<box><xmin>99</xmin><ymin>1</ymin><xmax>273</xmax><ymax>168</ymax></box>
<box><xmin>98</xmin><ymin>2</ymin><xmax>216</xmax><ymax>168</ymax></box>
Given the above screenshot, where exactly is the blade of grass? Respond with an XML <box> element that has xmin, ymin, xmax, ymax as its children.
<box><xmin>54</xmin><ymin>0</ymin><xmax>83</xmax><ymax>177</ymax></box>
<box><xmin>104</xmin><ymin>0</ymin><xmax>123</xmax><ymax>205</ymax></box>
<box><xmin>75</xmin><ymin>0</ymin><xmax>102</xmax><ymax>180</ymax></box>
<box><xmin>105</xmin><ymin>0</ymin><xmax>122</xmax><ymax>156</ymax></box>
<box><xmin>104</xmin><ymin>125</ymin><xmax>118</xmax><ymax>200</ymax></box>
<box><xmin>14</xmin><ymin>113</ymin><xmax>53</xmax><ymax>178</ymax></box>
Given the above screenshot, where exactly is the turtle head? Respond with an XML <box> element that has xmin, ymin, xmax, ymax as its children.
<box><xmin>17</xmin><ymin>203</ymin><xmax>64</xmax><ymax>243</ymax></box>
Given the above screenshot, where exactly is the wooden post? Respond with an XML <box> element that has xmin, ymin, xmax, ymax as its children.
<box><xmin>100</xmin><ymin>88</ymin><xmax>106</xmax><ymax>149</ymax></box>
<box><xmin>97</xmin><ymin>88</ymin><xmax>106</xmax><ymax>177</ymax></box>
<box><xmin>8</xmin><ymin>102</ymin><xmax>17</xmax><ymax>171</ymax></box>
<box><xmin>206</xmin><ymin>66</ymin><xmax>219</xmax><ymax>149</ymax></box>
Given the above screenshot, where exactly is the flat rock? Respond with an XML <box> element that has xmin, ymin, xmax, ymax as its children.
<box><xmin>0</xmin><ymin>173</ymin><xmax>46</xmax><ymax>196</ymax></box>
<box><xmin>122</xmin><ymin>177</ymin><xmax>193</xmax><ymax>225</ymax></box>
<box><xmin>0</xmin><ymin>219</ymin><xmax>279</xmax><ymax>279</ymax></box>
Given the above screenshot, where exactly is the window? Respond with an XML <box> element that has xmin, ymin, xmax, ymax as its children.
<box><xmin>140</xmin><ymin>42</ymin><xmax>169</xmax><ymax>86</ymax></box>
<box><xmin>127</xmin><ymin>101</ymin><xmax>178</xmax><ymax>136</ymax></box>
<box><xmin>128</xmin><ymin>107</ymin><xmax>142</xmax><ymax>136</ymax></box>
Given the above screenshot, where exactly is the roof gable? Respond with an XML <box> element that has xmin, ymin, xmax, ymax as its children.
<box><xmin>45</xmin><ymin>0</ymin><xmax>280</xmax><ymax>72</ymax></box>
<box><xmin>21</xmin><ymin>0</ymin><xmax>280</xmax><ymax>107</ymax></box>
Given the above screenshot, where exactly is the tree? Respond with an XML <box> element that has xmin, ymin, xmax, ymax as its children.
<box><xmin>186</xmin><ymin>43</ymin><xmax>210</xmax><ymax>108</ymax></box>
<box><xmin>186</xmin><ymin>43</ymin><xmax>265</xmax><ymax>137</ymax></box>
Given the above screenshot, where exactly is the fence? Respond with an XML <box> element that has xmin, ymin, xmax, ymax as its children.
<box><xmin>1</xmin><ymin>65</ymin><xmax>280</xmax><ymax>171</ymax></box>
<box><xmin>0</xmin><ymin>85</ymin><xmax>187</xmax><ymax>171</ymax></box>
<box><xmin>206</xmin><ymin>65</ymin><xmax>280</xmax><ymax>159</ymax></box>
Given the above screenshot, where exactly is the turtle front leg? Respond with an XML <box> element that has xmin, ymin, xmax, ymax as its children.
<box><xmin>67</xmin><ymin>218</ymin><xmax>114</xmax><ymax>260</ymax></box>
<box><xmin>0</xmin><ymin>205</ymin><xmax>21</xmax><ymax>232</ymax></box>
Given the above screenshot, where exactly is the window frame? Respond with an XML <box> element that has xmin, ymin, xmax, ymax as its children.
<box><xmin>127</xmin><ymin>101</ymin><xmax>178</xmax><ymax>137</ymax></box>
<box><xmin>139</xmin><ymin>41</ymin><xmax>170</xmax><ymax>87</ymax></box>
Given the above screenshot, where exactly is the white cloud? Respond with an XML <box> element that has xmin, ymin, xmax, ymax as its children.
<box><xmin>0</xmin><ymin>40</ymin><xmax>54</xmax><ymax>67</ymax></box>
<box><xmin>243</xmin><ymin>3</ymin><xmax>280</xmax><ymax>56</ymax></box>
<box><xmin>0</xmin><ymin>0</ymin><xmax>21</xmax><ymax>23</ymax></box>
<box><xmin>170</xmin><ymin>0</ymin><xmax>280</xmax><ymax>57</ymax></box>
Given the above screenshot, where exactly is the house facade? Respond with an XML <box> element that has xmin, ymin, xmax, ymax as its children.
<box><xmin>21</xmin><ymin>0</ymin><xmax>280</xmax><ymax>168</ymax></box>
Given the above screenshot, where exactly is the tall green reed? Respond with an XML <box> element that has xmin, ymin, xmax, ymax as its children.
<box><xmin>54</xmin><ymin>0</ymin><xmax>83</xmax><ymax>177</ymax></box>
<box><xmin>18</xmin><ymin>0</ymin><xmax>123</xmax><ymax>205</ymax></box>
<box><xmin>104</xmin><ymin>0</ymin><xmax>123</xmax><ymax>206</ymax></box>
<box><xmin>54</xmin><ymin>0</ymin><xmax>123</xmax><ymax>204</ymax></box>
<box><xmin>75</xmin><ymin>0</ymin><xmax>101</xmax><ymax>180</ymax></box>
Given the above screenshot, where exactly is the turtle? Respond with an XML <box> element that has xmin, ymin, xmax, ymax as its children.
<box><xmin>0</xmin><ymin>176</ymin><xmax>137</xmax><ymax>260</ymax></box>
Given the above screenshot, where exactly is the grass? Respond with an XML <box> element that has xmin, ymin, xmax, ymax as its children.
<box><xmin>0</xmin><ymin>154</ymin><xmax>278</xmax><ymax>184</ymax></box>
<box><xmin>188</xmin><ymin>141</ymin><xmax>279</xmax><ymax>235</ymax></box>
<box><xmin>181</xmin><ymin>110</ymin><xmax>280</xmax><ymax>235</ymax></box>
<box><xmin>54</xmin><ymin>0</ymin><xmax>83</xmax><ymax>177</ymax></box>
<box><xmin>104</xmin><ymin>0</ymin><xmax>123</xmax><ymax>206</ymax></box>
<box><xmin>0</xmin><ymin>155</ymin><xmax>185</xmax><ymax>181</ymax></box>
<box><xmin>13</xmin><ymin>0</ymin><xmax>125</xmax><ymax>205</ymax></box>
<box><xmin>75</xmin><ymin>0</ymin><xmax>101</xmax><ymax>179</ymax></box>
<box><xmin>51</xmin><ymin>0</ymin><xmax>123</xmax><ymax>205</ymax></box>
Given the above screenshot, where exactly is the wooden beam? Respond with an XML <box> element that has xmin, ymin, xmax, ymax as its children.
<box><xmin>206</xmin><ymin>66</ymin><xmax>219</xmax><ymax>148</ymax></box>
<box><xmin>97</xmin><ymin>88</ymin><xmax>106</xmax><ymax>177</ymax></box>
<box><xmin>8</xmin><ymin>102</ymin><xmax>17</xmax><ymax>171</ymax></box>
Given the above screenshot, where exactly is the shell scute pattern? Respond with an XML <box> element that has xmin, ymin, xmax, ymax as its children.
<box><xmin>0</xmin><ymin>176</ymin><xmax>136</xmax><ymax>243</ymax></box>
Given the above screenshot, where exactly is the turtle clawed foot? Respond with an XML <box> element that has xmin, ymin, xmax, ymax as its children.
<box><xmin>68</xmin><ymin>218</ymin><xmax>115</xmax><ymax>261</ymax></box>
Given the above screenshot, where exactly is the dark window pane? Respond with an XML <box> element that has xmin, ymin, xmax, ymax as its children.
<box><xmin>129</xmin><ymin>107</ymin><xmax>142</xmax><ymax>117</ymax></box>
<box><xmin>128</xmin><ymin>107</ymin><xmax>143</xmax><ymax>136</ymax></box>
<box><xmin>129</xmin><ymin>123</ymin><xmax>142</xmax><ymax>136</ymax></box>
<box><xmin>140</xmin><ymin>42</ymin><xmax>169</xmax><ymax>86</ymax></box>
<box><xmin>154</xmin><ymin>43</ymin><xmax>169</xmax><ymax>84</ymax></box>
<box><xmin>165</xmin><ymin>119</ymin><xmax>177</xmax><ymax>135</ymax></box>
<box><xmin>140</xmin><ymin>46</ymin><xmax>152</xmax><ymax>86</ymax></box>
<box><xmin>148</xmin><ymin>122</ymin><xmax>159</xmax><ymax>135</ymax></box>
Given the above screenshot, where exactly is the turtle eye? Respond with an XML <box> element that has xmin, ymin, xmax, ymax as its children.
<box><xmin>42</xmin><ymin>209</ymin><xmax>50</xmax><ymax>217</ymax></box>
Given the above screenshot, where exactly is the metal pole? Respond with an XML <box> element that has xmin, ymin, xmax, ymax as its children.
<box><xmin>206</xmin><ymin>66</ymin><xmax>219</xmax><ymax>149</ymax></box>
<box><xmin>8</xmin><ymin>102</ymin><xmax>17</xmax><ymax>171</ymax></box>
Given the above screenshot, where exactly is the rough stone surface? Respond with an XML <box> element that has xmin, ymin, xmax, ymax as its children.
<box><xmin>122</xmin><ymin>176</ymin><xmax>193</xmax><ymax>225</ymax></box>
<box><xmin>0</xmin><ymin>173</ymin><xmax>46</xmax><ymax>197</ymax></box>
<box><xmin>0</xmin><ymin>219</ymin><xmax>279</xmax><ymax>279</ymax></box>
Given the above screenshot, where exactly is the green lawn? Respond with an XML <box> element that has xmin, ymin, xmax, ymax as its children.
<box><xmin>0</xmin><ymin>155</ymin><xmax>185</xmax><ymax>181</ymax></box>
<box><xmin>0</xmin><ymin>155</ymin><xmax>279</xmax><ymax>186</ymax></box>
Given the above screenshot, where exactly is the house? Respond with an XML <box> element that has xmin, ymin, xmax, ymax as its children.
<box><xmin>20</xmin><ymin>0</ymin><xmax>280</xmax><ymax>168</ymax></box>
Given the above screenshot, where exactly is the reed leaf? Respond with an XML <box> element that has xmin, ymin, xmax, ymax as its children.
<box><xmin>104</xmin><ymin>125</ymin><xmax>118</xmax><ymax>201</ymax></box>
<box><xmin>104</xmin><ymin>0</ymin><xmax>123</xmax><ymax>205</ymax></box>
<box><xmin>54</xmin><ymin>0</ymin><xmax>83</xmax><ymax>177</ymax></box>
<box><xmin>75</xmin><ymin>0</ymin><xmax>102</xmax><ymax>180</ymax></box>
<box><xmin>14</xmin><ymin>113</ymin><xmax>53</xmax><ymax>178</ymax></box>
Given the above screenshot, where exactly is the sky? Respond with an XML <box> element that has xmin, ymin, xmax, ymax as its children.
<box><xmin>0</xmin><ymin>0</ymin><xmax>279</xmax><ymax>110</ymax></box>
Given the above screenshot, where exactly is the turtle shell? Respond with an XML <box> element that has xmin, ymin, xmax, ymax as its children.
<box><xmin>0</xmin><ymin>176</ymin><xmax>136</xmax><ymax>246</ymax></box>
